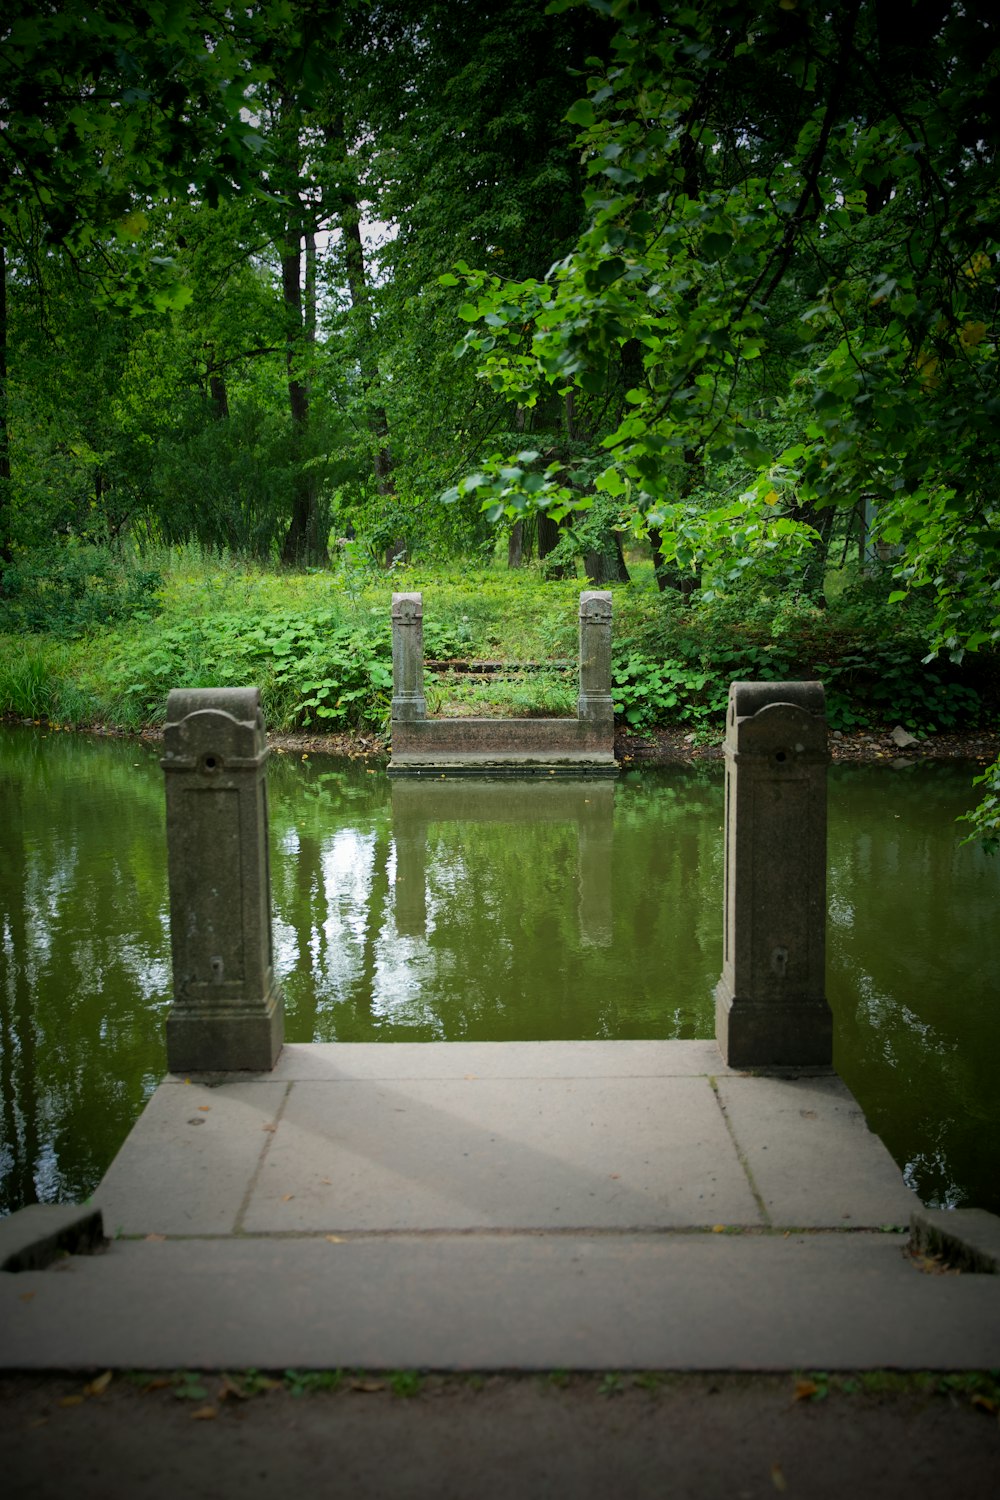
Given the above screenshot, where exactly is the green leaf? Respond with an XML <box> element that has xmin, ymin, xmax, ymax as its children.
<box><xmin>566</xmin><ymin>99</ymin><xmax>596</xmax><ymax>127</ymax></box>
<box><xmin>701</xmin><ymin>231</ymin><xmax>733</xmax><ymax>261</ymax></box>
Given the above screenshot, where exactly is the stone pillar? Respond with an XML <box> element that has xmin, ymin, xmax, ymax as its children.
<box><xmin>391</xmin><ymin>592</ymin><xmax>427</xmax><ymax>722</ymax></box>
<box><xmin>715</xmin><ymin>681</ymin><xmax>832</xmax><ymax>1068</ymax></box>
<box><xmin>161</xmin><ymin>687</ymin><xmax>283</xmax><ymax>1073</ymax></box>
<box><xmin>577</xmin><ymin>590</ymin><xmax>613</xmax><ymax>728</ymax></box>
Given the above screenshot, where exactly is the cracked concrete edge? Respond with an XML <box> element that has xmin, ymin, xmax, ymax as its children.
<box><xmin>910</xmin><ymin>1209</ymin><xmax>1000</xmax><ymax>1274</ymax></box>
<box><xmin>0</xmin><ymin>1204</ymin><xmax>106</xmax><ymax>1273</ymax></box>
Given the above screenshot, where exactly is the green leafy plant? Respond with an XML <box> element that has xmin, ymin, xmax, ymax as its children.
<box><xmin>0</xmin><ymin>547</ymin><xmax>162</xmax><ymax>640</ymax></box>
<box><xmin>611</xmin><ymin>653</ymin><xmax>715</xmax><ymax>732</ymax></box>
<box><xmin>283</xmin><ymin>1369</ymin><xmax>344</xmax><ymax>1397</ymax></box>
<box><xmin>388</xmin><ymin>1370</ymin><xmax>423</xmax><ymax>1398</ymax></box>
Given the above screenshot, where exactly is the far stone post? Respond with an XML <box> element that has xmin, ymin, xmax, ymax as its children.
<box><xmin>391</xmin><ymin>592</ymin><xmax>427</xmax><ymax>722</ymax></box>
<box><xmin>715</xmin><ymin>681</ymin><xmax>832</xmax><ymax>1068</ymax></box>
<box><xmin>577</xmin><ymin>590</ymin><xmax>613</xmax><ymax>730</ymax></box>
<box><xmin>162</xmin><ymin>687</ymin><xmax>283</xmax><ymax>1073</ymax></box>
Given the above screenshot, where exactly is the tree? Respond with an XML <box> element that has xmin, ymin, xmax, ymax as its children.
<box><xmin>445</xmin><ymin>0</ymin><xmax>998</xmax><ymax>627</ymax></box>
<box><xmin>0</xmin><ymin>0</ymin><xmax>269</xmax><ymax>562</ymax></box>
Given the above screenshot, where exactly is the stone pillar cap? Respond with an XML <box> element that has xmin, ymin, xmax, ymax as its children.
<box><xmin>730</xmin><ymin>681</ymin><xmax>825</xmax><ymax>718</ymax></box>
<box><xmin>163</xmin><ymin>687</ymin><xmax>266</xmax><ymax>762</ymax></box>
<box><xmin>392</xmin><ymin>592</ymin><xmax>423</xmax><ymax>617</ymax></box>
<box><xmin>165</xmin><ymin>686</ymin><xmax>263</xmax><ymax>726</ymax></box>
<box><xmin>579</xmin><ymin>590</ymin><xmax>612</xmax><ymax>617</ymax></box>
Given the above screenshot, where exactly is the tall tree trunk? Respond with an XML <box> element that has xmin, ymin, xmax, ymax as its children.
<box><xmin>279</xmin><ymin>222</ymin><xmax>326</xmax><ymax>566</ymax></box>
<box><xmin>537</xmin><ymin>511</ymin><xmax>573</xmax><ymax>577</ymax></box>
<box><xmin>342</xmin><ymin>210</ymin><xmax>395</xmax><ymax>488</ymax></box>
<box><xmin>584</xmin><ymin>533</ymin><xmax>630</xmax><ymax>585</ymax></box>
<box><xmin>208</xmin><ymin>372</ymin><xmax>230</xmax><ymax>420</ymax></box>
<box><xmin>0</xmin><ymin>235</ymin><xmax>12</xmax><ymax>571</ymax></box>
<box><xmin>276</xmin><ymin>95</ymin><xmax>326</xmax><ymax>569</ymax></box>
<box><xmin>337</xmin><ymin>143</ymin><xmax>401</xmax><ymax>565</ymax></box>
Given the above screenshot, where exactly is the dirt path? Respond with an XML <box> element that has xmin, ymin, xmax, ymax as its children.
<box><xmin>3</xmin><ymin>1371</ymin><xmax>999</xmax><ymax>1500</ymax></box>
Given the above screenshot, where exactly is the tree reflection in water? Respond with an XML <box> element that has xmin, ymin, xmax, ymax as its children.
<box><xmin>1</xmin><ymin>730</ymin><xmax>997</xmax><ymax>1218</ymax></box>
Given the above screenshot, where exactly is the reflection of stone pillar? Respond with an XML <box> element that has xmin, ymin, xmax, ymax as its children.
<box><xmin>577</xmin><ymin>590</ymin><xmax>613</xmax><ymax>729</ymax></box>
<box><xmin>162</xmin><ymin>687</ymin><xmax>283</xmax><ymax>1073</ymax></box>
<box><xmin>715</xmin><ymin>681</ymin><xmax>831</xmax><ymax>1068</ymax></box>
<box><xmin>576</xmin><ymin>784</ymin><xmax>615</xmax><ymax>947</ymax></box>
<box><xmin>393</xmin><ymin>823</ymin><xmax>428</xmax><ymax>938</ymax></box>
<box><xmin>391</xmin><ymin>592</ymin><xmax>427</xmax><ymax>722</ymax></box>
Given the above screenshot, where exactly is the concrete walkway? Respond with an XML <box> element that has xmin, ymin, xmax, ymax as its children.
<box><xmin>2</xmin><ymin>1041</ymin><xmax>999</xmax><ymax>1371</ymax></box>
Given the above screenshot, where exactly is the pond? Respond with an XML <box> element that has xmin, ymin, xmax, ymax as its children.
<box><xmin>1</xmin><ymin>724</ymin><xmax>997</xmax><ymax>1218</ymax></box>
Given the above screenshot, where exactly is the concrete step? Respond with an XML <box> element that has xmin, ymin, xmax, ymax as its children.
<box><xmin>3</xmin><ymin>1230</ymin><xmax>999</xmax><ymax>1371</ymax></box>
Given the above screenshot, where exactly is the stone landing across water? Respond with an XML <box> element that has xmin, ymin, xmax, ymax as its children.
<box><xmin>3</xmin><ymin>1042</ymin><xmax>1000</xmax><ymax>1371</ymax></box>
<box><xmin>93</xmin><ymin>1041</ymin><xmax>914</xmax><ymax>1236</ymax></box>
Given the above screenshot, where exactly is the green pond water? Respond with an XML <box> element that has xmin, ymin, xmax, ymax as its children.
<box><xmin>1</xmin><ymin>724</ymin><xmax>998</xmax><ymax>1218</ymax></box>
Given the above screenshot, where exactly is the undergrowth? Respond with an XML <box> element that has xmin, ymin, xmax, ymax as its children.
<box><xmin>0</xmin><ymin>545</ymin><xmax>994</xmax><ymax>736</ymax></box>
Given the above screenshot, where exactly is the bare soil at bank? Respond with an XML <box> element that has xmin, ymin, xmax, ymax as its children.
<box><xmin>254</xmin><ymin>722</ymin><xmax>1000</xmax><ymax>769</ymax></box>
<box><xmin>52</xmin><ymin>718</ymin><xmax>995</xmax><ymax>768</ymax></box>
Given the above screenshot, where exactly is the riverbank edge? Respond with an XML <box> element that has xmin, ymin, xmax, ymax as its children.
<box><xmin>6</xmin><ymin>714</ymin><xmax>998</xmax><ymax>768</ymax></box>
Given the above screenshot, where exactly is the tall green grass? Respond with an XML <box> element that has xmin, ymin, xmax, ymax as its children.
<box><xmin>0</xmin><ymin>545</ymin><xmax>993</xmax><ymax>737</ymax></box>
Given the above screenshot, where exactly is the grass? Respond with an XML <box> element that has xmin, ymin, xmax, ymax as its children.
<box><xmin>0</xmin><ymin>542</ymin><xmax>994</xmax><ymax>739</ymax></box>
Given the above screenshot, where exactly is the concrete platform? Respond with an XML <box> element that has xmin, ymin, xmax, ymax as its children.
<box><xmin>2</xmin><ymin>1041</ymin><xmax>998</xmax><ymax>1371</ymax></box>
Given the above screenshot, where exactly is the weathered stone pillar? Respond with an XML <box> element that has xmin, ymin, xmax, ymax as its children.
<box><xmin>578</xmin><ymin>590</ymin><xmax>613</xmax><ymax>728</ymax></box>
<box><xmin>391</xmin><ymin>592</ymin><xmax>427</xmax><ymax>722</ymax></box>
<box><xmin>715</xmin><ymin>681</ymin><xmax>832</xmax><ymax>1068</ymax></box>
<box><xmin>162</xmin><ymin>687</ymin><xmax>283</xmax><ymax>1072</ymax></box>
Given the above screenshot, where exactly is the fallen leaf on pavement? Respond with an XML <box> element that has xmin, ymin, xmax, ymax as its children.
<box><xmin>83</xmin><ymin>1371</ymin><xmax>112</xmax><ymax>1397</ymax></box>
<box><xmin>771</xmin><ymin>1462</ymin><xmax>787</xmax><ymax>1491</ymax></box>
<box><xmin>350</xmin><ymin>1380</ymin><xmax>385</xmax><ymax>1394</ymax></box>
<box><xmin>59</xmin><ymin>1396</ymin><xmax>85</xmax><ymax>1408</ymax></box>
<box><xmin>191</xmin><ymin>1406</ymin><xmax>218</xmax><ymax>1420</ymax></box>
<box><xmin>144</xmin><ymin>1233</ymin><xmax>166</xmax><ymax>1242</ymax></box>
<box><xmin>325</xmin><ymin>1235</ymin><xmax>345</xmax><ymax>1242</ymax></box>
<box><xmin>793</xmin><ymin>1380</ymin><xmax>818</xmax><ymax>1402</ymax></box>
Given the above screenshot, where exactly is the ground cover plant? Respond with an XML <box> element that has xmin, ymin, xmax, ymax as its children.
<box><xmin>0</xmin><ymin>546</ymin><xmax>992</xmax><ymax>742</ymax></box>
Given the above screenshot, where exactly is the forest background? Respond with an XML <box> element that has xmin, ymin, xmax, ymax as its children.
<box><xmin>1</xmin><ymin>0</ymin><xmax>998</xmax><ymax>840</ymax></box>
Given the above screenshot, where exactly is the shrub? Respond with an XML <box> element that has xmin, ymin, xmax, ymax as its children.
<box><xmin>0</xmin><ymin>546</ymin><xmax>162</xmax><ymax>639</ymax></box>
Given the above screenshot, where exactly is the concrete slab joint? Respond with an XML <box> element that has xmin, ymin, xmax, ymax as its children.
<box><xmin>161</xmin><ymin>686</ymin><xmax>284</xmax><ymax>1073</ymax></box>
<box><xmin>715</xmin><ymin>680</ymin><xmax>833</xmax><ymax>1069</ymax></box>
<box><xmin>388</xmin><ymin>591</ymin><xmax>616</xmax><ymax>775</ymax></box>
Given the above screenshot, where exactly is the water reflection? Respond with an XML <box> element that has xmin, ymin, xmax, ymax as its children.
<box><xmin>827</xmin><ymin>763</ymin><xmax>1000</xmax><ymax>1216</ymax></box>
<box><xmin>0</xmin><ymin>729</ymin><xmax>170</xmax><ymax>1215</ymax></box>
<box><xmin>269</xmin><ymin>764</ymin><xmax>722</xmax><ymax>1044</ymax></box>
<box><xmin>1</xmin><ymin>728</ymin><xmax>998</xmax><ymax>1219</ymax></box>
